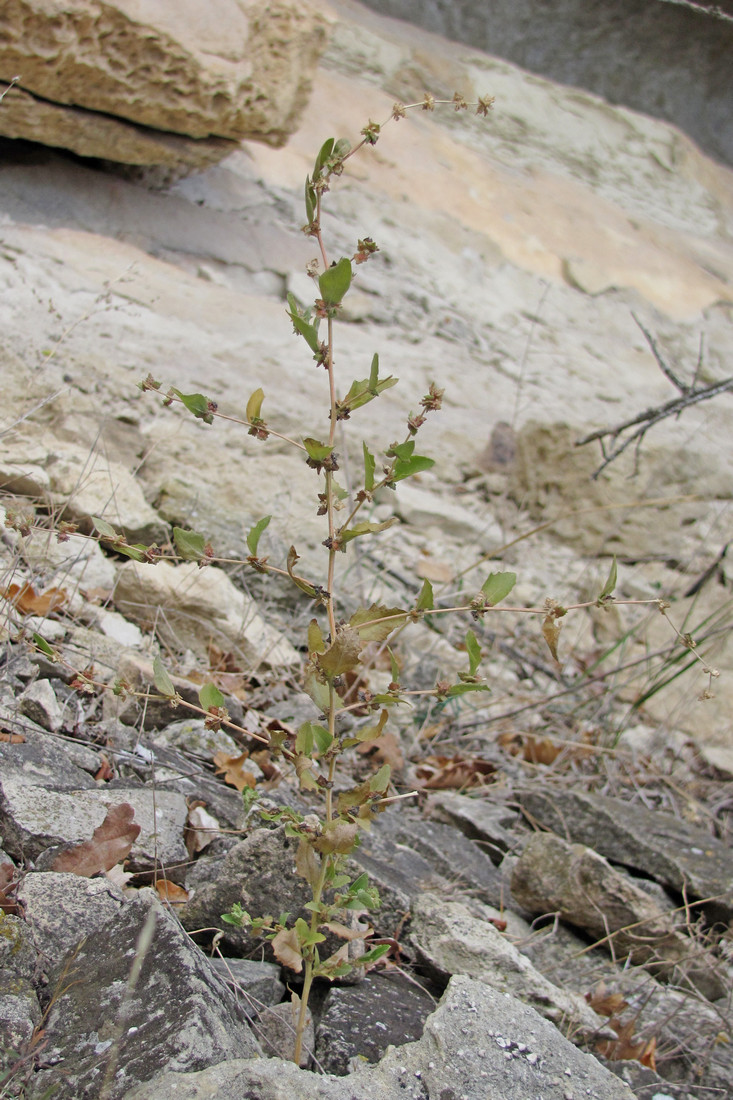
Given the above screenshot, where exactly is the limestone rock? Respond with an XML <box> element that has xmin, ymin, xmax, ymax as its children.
<box><xmin>113</xmin><ymin>560</ymin><xmax>300</xmax><ymax>669</ymax></box>
<box><xmin>519</xmin><ymin>788</ymin><xmax>733</xmax><ymax>925</ymax></box>
<box><xmin>0</xmin><ymin>82</ymin><xmax>238</xmax><ymax>174</ymax></box>
<box><xmin>510</xmin><ymin>832</ymin><xmax>725</xmax><ymax>998</ymax></box>
<box><xmin>30</xmin><ymin>890</ymin><xmax>261</xmax><ymax>1100</ymax></box>
<box><xmin>410</xmin><ymin>893</ymin><xmax>606</xmax><ymax>1040</ymax></box>
<box><xmin>0</xmin><ymin>1</ymin><xmax>330</xmax><ymax>164</ymax></box>
<box><xmin>123</xmin><ymin>975</ymin><xmax>637</xmax><ymax>1100</ymax></box>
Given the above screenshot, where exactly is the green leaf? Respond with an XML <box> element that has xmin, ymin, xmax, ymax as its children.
<box><xmin>312</xmin><ymin>724</ymin><xmax>334</xmax><ymax>755</ymax></box>
<box><xmin>446</xmin><ymin>682</ymin><xmax>491</xmax><ymax>697</ymax></box>
<box><xmin>599</xmin><ymin>556</ymin><xmax>618</xmax><ymax>601</ymax></box>
<box><xmin>246</xmin><ymin>515</ymin><xmax>271</xmax><ymax>556</ymax></box>
<box><xmin>32</xmin><ymin>632</ymin><xmax>56</xmax><ymax>659</ymax></box>
<box><xmin>318</xmin><ymin>624</ymin><xmax>362</xmax><ymax>677</ymax></box>
<box><xmin>246</xmin><ymin>387</ymin><xmax>265</xmax><ymax>423</ymax></box>
<box><xmin>307</xmin><ymin>618</ymin><xmax>326</xmax><ymax>654</ymax></box>
<box><xmin>392</xmin><ymin>455</ymin><xmax>434</xmax><ymax>482</ymax></box>
<box><xmin>338</xmin><ymin>518</ymin><xmax>397</xmax><ymax>544</ymax></box>
<box><xmin>91</xmin><ymin>516</ymin><xmax>118</xmax><ymax>539</ymax></box>
<box><xmin>303</xmin><ymin>663</ymin><xmax>332</xmax><ymax>711</ymax></box>
<box><xmin>388</xmin><ymin>441</ymin><xmax>414</xmax><ymax>461</ymax></box>
<box><xmin>465</xmin><ymin>629</ymin><xmax>482</xmax><ymax>677</ymax></box>
<box><xmin>387</xmin><ymin>646</ymin><xmax>400</xmax><ymax>683</ymax></box>
<box><xmin>153</xmin><ymin>655</ymin><xmax>176</xmax><ymax>699</ymax></box>
<box><xmin>287</xmin><ymin>545</ymin><xmax>317</xmax><ymax>598</ymax></box>
<box><xmin>350</xmin><ymin>872</ymin><xmax>369</xmax><ymax>895</ymax></box>
<box><xmin>338</xmin><ymin>375</ymin><xmax>398</xmax><ymax>415</ymax></box>
<box><xmin>352</xmin><ymin>708</ymin><xmax>388</xmax><ymax>744</ymax></box>
<box><xmin>368</xmin><ymin>352</ymin><xmax>379</xmax><ymax>392</ymax></box>
<box><xmin>112</xmin><ymin>543</ymin><xmax>148</xmax><ymax>562</ymax></box>
<box><xmin>313</xmin><ymin>137</ymin><xmax>335</xmax><ymax>178</ymax></box>
<box><xmin>302</xmin><ymin>437</ymin><xmax>333</xmax><ymax>462</ymax></box>
<box><xmin>319</xmin><ymin>257</ymin><xmax>352</xmax><ymax>306</ymax></box>
<box><xmin>173</xmin><ymin>527</ymin><xmax>207</xmax><ymax>562</ymax></box>
<box><xmin>369</xmin><ymin>764</ymin><xmax>391</xmax><ymax>794</ymax></box>
<box><xmin>291</xmin><ymin>313</ymin><xmax>321</xmax><ymax>353</ymax></box>
<box><xmin>171</xmin><ymin>389</ymin><xmax>214</xmax><ymax>424</ymax></box>
<box><xmin>349</xmin><ymin>604</ymin><xmax>405</xmax><ymax>643</ymax></box>
<box><xmin>363</xmin><ymin>442</ymin><xmax>375</xmax><ymax>492</ymax></box>
<box><xmin>199</xmin><ymin>682</ymin><xmax>226</xmax><ymax>711</ymax></box>
<box><xmin>355</xmin><ymin>944</ymin><xmax>390</xmax><ymax>965</ymax></box>
<box><xmin>481</xmin><ymin>571</ymin><xmax>517</xmax><ymax>606</ymax></box>
<box><xmin>332</xmin><ymin>137</ymin><xmax>351</xmax><ymax>160</ymax></box>
<box><xmin>416</xmin><ymin>578</ymin><xmax>434</xmax><ymax>611</ymax></box>
<box><xmin>296</xmin><ymin>722</ymin><xmax>315</xmax><ymax>755</ymax></box>
<box><xmin>305</xmin><ymin>176</ymin><xmax>316</xmax><ymax>223</ymax></box>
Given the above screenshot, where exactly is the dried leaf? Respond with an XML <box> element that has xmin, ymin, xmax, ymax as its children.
<box><xmin>322</xmin><ymin>920</ymin><xmax>371</xmax><ymax>942</ymax></box>
<box><xmin>313</xmin><ymin>820</ymin><xmax>360</xmax><ymax>855</ymax></box>
<box><xmin>272</xmin><ymin>926</ymin><xmax>303</xmax><ymax>972</ymax></box>
<box><xmin>295</xmin><ymin>838</ymin><xmax>320</xmax><ymax>889</ymax></box>
<box><xmin>185</xmin><ymin>804</ymin><xmax>220</xmax><ymax>855</ymax></box>
<box><xmin>0</xmin><ymin>730</ymin><xmax>25</xmax><ymax>743</ymax></box>
<box><xmin>50</xmin><ymin>803</ymin><xmax>140</xmax><ymax>876</ymax></box>
<box><xmin>0</xmin><ymin>862</ymin><xmax>18</xmax><ymax>914</ymax></box>
<box><xmin>1</xmin><ymin>582</ymin><xmax>67</xmax><ymax>615</ymax></box>
<box><xmin>522</xmin><ymin>736</ymin><xmax>563</xmax><ymax>765</ymax></box>
<box><xmin>356</xmin><ymin>732</ymin><xmax>404</xmax><ymax>775</ymax></box>
<box><xmin>541</xmin><ymin>612</ymin><xmax>562</xmax><ymax>662</ymax></box>
<box><xmin>154</xmin><ymin>879</ymin><xmax>190</xmax><ymax>906</ymax></box>
<box><xmin>94</xmin><ymin>756</ymin><xmax>115</xmax><ymax>782</ymax></box>
<box><xmin>586</xmin><ymin>981</ymin><xmax>629</xmax><ymax>1018</ymax></box>
<box><xmin>414</xmin><ymin>754</ymin><xmax>496</xmax><ymax>790</ymax></box>
<box><xmin>213</xmin><ymin>751</ymin><xmax>257</xmax><ymax>792</ymax></box>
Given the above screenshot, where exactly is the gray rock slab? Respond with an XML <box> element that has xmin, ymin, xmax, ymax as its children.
<box><xmin>30</xmin><ymin>890</ymin><xmax>260</xmax><ymax>1100</ymax></box>
<box><xmin>520</xmin><ymin>788</ymin><xmax>733</xmax><ymax>923</ymax></box>
<box><xmin>0</xmin><ymin>970</ymin><xmax>41</xmax><ymax>1050</ymax></box>
<box><xmin>208</xmin><ymin>957</ymin><xmax>285</xmax><ymax>1009</ymax></box>
<box><xmin>180</xmin><ymin>827</ymin><xmax>306</xmax><ymax>957</ymax></box>
<box><xmin>122</xmin><ymin>974</ymin><xmax>637</xmax><ymax>1100</ymax></box>
<box><xmin>0</xmin><ymin>712</ymin><xmax>99</xmax><ymax>789</ymax></box>
<box><xmin>316</xmin><ymin>971</ymin><xmax>436</xmax><ymax>1075</ymax></box>
<box><xmin>424</xmin><ymin>790</ymin><xmax>520</xmax><ymax>863</ymax></box>
<box><xmin>510</xmin><ymin>832</ymin><xmax>725</xmax><ymax>1000</ymax></box>
<box><xmin>411</xmin><ymin>893</ymin><xmax>606</xmax><ymax>1041</ymax></box>
<box><xmin>18</xmin><ymin>871</ymin><xmax>128</xmax><ymax>964</ymax></box>
<box><xmin>0</xmin><ymin>780</ymin><xmax>188</xmax><ymax>872</ymax></box>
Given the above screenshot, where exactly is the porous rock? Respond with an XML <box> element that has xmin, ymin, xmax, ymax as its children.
<box><xmin>0</xmin><ymin>1</ymin><xmax>330</xmax><ymax>163</ymax></box>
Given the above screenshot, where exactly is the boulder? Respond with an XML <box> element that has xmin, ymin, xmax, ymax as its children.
<box><xmin>0</xmin><ymin>0</ymin><xmax>330</xmax><ymax>167</ymax></box>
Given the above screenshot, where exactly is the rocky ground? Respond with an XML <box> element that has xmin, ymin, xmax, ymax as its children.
<box><xmin>1</xmin><ymin>1</ymin><xmax>732</xmax><ymax>1098</ymax></box>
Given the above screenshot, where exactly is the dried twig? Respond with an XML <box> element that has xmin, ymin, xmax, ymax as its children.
<box><xmin>576</xmin><ymin>315</ymin><xmax>733</xmax><ymax>477</ymax></box>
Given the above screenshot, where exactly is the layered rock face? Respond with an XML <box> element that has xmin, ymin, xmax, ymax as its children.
<box><xmin>358</xmin><ymin>0</ymin><xmax>733</xmax><ymax>167</ymax></box>
<box><xmin>0</xmin><ymin>0</ymin><xmax>329</xmax><ymax>172</ymax></box>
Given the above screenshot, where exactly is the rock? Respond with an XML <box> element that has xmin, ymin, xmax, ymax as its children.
<box><xmin>123</xmin><ymin>974</ymin><xmax>637</xmax><ymax>1099</ymax></box>
<box><xmin>316</xmin><ymin>971</ymin><xmax>436</xmax><ymax>1075</ymax></box>
<box><xmin>423</xmin><ymin>790</ymin><xmax>520</xmax><ymax>863</ymax></box>
<box><xmin>0</xmin><ymin>83</ymin><xmax>239</xmax><ymax>175</ymax></box>
<box><xmin>255</xmin><ymin>998</ymin><xmax>314</xmax><ymax>1065</ymax></box>
<box><xmin>356</xmin><ymin>0</ymin><xmax>733</xmax><ymax>168</ymax></box>
<box><xmin>391</xmin><ymin>479</ymin><xmax>503</xmax><ymax>543</ymax></box>
<box><xmin>0</xmin><ymin>971</ymin><xmax>41</xmax><ymax>1053</ymax></box>
<box><xmin>0</xmin><ymin>1</ymin><xmax>330</xmax><ymax>164</ymax></box>
<box><xmin>113</xmin><ymin>560</ymin><xmax>300</xmax><ymax>668</ymax></box>
<box><xmin>411</xmin><ymin>893</ymin><xmax>606</xmax><ymax>1040</ymax></box>
<box><xmin>18</xmin><ymin>871</ymin><xmax>128</xmax><ymax>961</ymax></box>
<box><xmin>0</xmin><ymin>713</ymin><xmax>99</xmax><ymax>788</ymax></box>
<box><xmin>510</xmin><ymin>833</ymin><xmax>725</xmax><ymax>999</ymax></box>
<box><xmin>29</xmin><ymin>890</ymin><xmax>261</xmax><ymax>1099</ymax></box>
<box><xmin>17</xmin><ymin>678</ymin><xmax>64</xmax><ymax>732</ymax></box>
<box><xmin>180</xmin><ymin>827</ymin><xmax>306</xmax><ymax>956</ymax></box>
<box><xmin>208</xmin><ymin>957</ymin><xmax>285</xmax><ymax>1009</ymax></box>
<box><xmin>519</xmin><ymin>788</ymin><xmax>733</xmax><ymax>924</ymax></box>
